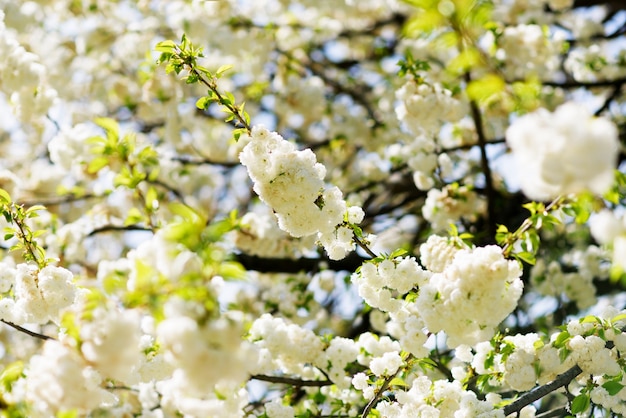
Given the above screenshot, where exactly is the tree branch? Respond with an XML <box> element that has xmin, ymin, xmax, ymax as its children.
<box><xmin>1</xmin><ymin>320</ymin><xmax>54</xmax><ymax>341</ymax></box>
<box><xmin>250</xmin><ymin>374</ymin><xmax>333</xmax><ymax>387</ymax></box>
<box><xmin>361</xmin><ymin>354</ymin><xmax>413</xmax><ymax>418</ymax></box>
<box><xmin>468</xmin><ymin>97</ymin><xmax>496</xmax><ymax>241</ymax></box>
<box><xmin>502</xmin><ymin>365</ymin><xmax>582</xmax><ymax>416</ymax></box>
<box><xmin>87</xmin><ymin>224</ymin><xmax>154</xmax><ymax>237</ymax></box>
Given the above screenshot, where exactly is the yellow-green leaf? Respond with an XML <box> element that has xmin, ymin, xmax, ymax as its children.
<box><xmin>467</xmin><ymin>73</ymin><xmax>505</xmax><ymax>103</ymax></box>
<box><xmin>124</xmin><ymin>208</ymin><xmax>144</xmax><ymax>226</ymax></box>
<box><xmin>154</xmin><ymin>40</ymin><xmax>177</xmax><ymax>53</ymax></box>
<box><xmin>87</xmin><ymin>156</ymin><xmax>109</xmax><ymax>174</ymax></box>
<box><xmin>0</xmin><ymin>188</ymin><xmax>12</xmax><ymax>204</ymax></box>
<box><xmin>216</xmin><ymin>64</ymin><xmax>233</xmax><ymax>78</ymax></box>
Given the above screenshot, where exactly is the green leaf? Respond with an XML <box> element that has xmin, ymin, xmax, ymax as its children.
<box><xmin>0</xmin><ymin>361</ymin><xmax>23</xmax><ymax>392</ymax></box>
<box><xmin>124</xmin><ymin>208</ymin><xmax>144</xmax><ymax>226</ymax></box>
<box><xmin>87</xmin><ymin>156</ymin><xmax>109</xmax><ymax>174</ymax></box>
<box><xmin>447</xmin><ymin>47</ymin><xmax>480</xmax><ymax>75</ymax></box>
<box><xmin>602</xmin><ymin>380</ymin><xmax>624</xmax><ymax>396</ymax></box>
<box><xmin>196</xmin><ymin>96</ymin><xmax>212</xmax><ymax>110</ymax></box>
<box><xmin>570</xmin><ymin>394</ymin><xmax>590</xmax><ymax>414</ymax></box>
<box><xmin>94</xmin><ymin>117</ymin><xmax>119</xmax><ymax>142</ymax></box>
<box><xmin>390</xmin><ymin>248</ymin><xmax>408</xmax><ymax>259</ymax></box>
<box><xmin>514</xmin><ymin>251</ymin><xmax>536</xmax><ymax>265</ymax></box>
<box><xmin>0</xmin><ymin>188</ymin><xmax>12</xmax><ymax>204</ymax></box>
<box><xmin>466</xmin><ymin>74</ymin><xmax>505</xmax><ymax>103</ymax></box>
<box><xmin>218</xmin><ymin>261</ymin><xmax>246</xmax><ymax>280</ymax></box>
<box><xmin>553</xmin><ymin>330</ymin><xmax>570</xmax><ymax>348</ymax></box>
<box><xmin>611</xmin><ymin>313</ymin><xmax>626</xmax><ymax>323</ymax></box>
<box><xmin>154</xmin><ymin>40</ymin><xmax>177</xmax><ymax>53</ymax></box>
<box><xmin>57</xmin><ymin>409</ymin><xmax>79</xmax><ymax>418</ymax></box>
<box><xmin>168</xmin><ymin>202</ymin><xmax>203</xmax><ymax>223</ymax></box>
<box><xmin>216</xmin><ymin>64</ymin><xmax>233</xmax><ymax>78</ymax></box>
<box><xmin>102</xmin><ymin>273</ymin><xmax>125</xmax><ymax>295</ymax></box>
<box><xmin>389</xmin><ymin>377</ymin><xmax>408</xmax><ymax>387</ymax></box>
<box><xmin>145</xmin><ymin>186</ymin><xmax>159</xmax><ymax>212</ymax></box>
<box><xmin>580</xmin><ymin>315</ymin><xmax>601</xmax><ymax>324</ymax></box>
<box><xmin>232</xmin><ymin>128</ymin><xmax>246</xmax><ymax>141</ymax></box>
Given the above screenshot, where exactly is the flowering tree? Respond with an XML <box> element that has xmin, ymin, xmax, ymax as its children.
<box><xmin>0</xmin><ymin>0</ymin><xmax>625</xmax><ymax>416</ymax></box>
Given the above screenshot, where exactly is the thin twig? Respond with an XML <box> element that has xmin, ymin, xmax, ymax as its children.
<box><xmin>353</xmin><ymin>233</ymin><xmax>377</xmax><ymax>259</ymax></box>
<box><xmin>0</xmin><ymin>320</ymin><xmax>54</xmax><ymax>341</ymax></box>
<box><xmin>361</xmin><ymin>354</ymin><xmax>413</xmax><ymax>418</ymax></box>
<box><xmin>501</xmin><ymin>196</ymin><xmax>563</xmax><ymax>256</ymax></box>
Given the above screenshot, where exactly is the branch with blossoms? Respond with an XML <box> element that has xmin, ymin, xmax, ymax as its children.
<box><xmin>503</xmin><ymin>364</ymin><xmax>583</xmax><ymax>416</ymax></box>
<box><xmin>0</xmin><ymin>189</ymin><xmax>53</xmax><ymax>269</ymax></box>
<box><xmin>155</xmin><ymin>35</ymin><xmax>251</xmax><ymax>140</ymax></box>
<box><xmin>3</xmin><ymin>1</ymin><xmax>626</xmax><ymax>417</ymax></box>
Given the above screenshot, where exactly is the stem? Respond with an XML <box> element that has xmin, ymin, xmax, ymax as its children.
<box><xmin>1</xmin><ymin>320</ymin><xmax>54</xmax><ymax>341</ymax></box>
<box><xmin>501</xmin><ymin>195</ymin><xmax>563</xmax><ymax>256</ymax></box>
<box><xmin>353</xmin><ymin>233</ymin><xmax>377</xmax><ymax>259</ymax></box>
<box><xmin>361</xmin><ymin>354</ymin><xmax>413</xmax><ymax>418</ymax></box>
<box><xmin>185</xmin><ymin>63</ymin><xmax>251</xmax><ymax>133</ymax></box>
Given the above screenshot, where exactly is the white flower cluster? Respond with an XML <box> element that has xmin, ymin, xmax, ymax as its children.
<box><xmin>395</xmin><ymin>81</ymin><xmax>464</xmax><ymax>136</ymax></box>
<box><xmin>356</xmin><ymin>332</ymin><xmax>403</xmax><ymax>377</ymax></box>
<box><xmin>352</xmin><ymin>238</ymin><xmax>523</xmax><ymax>350</ymax></box>
<box><xmin>422</xmin><ymin>184</ymin><xmax>487</xmax><ymax>232</ymax></box>
<box><xmin>497</xmin><ymin>24</ymin><xmax>563</xmax><ymax>79</ymax></box>
<box><xmin>257</xmin><ymin>272</ymin><xmax>318</xmax><ymax>318</ymax></box>
<box><xmin>419</xmin><ymin>234</ymin><xmax>466</xmax><ymax>273</ymax></box>
<box><xmin>564</xmin><ymin>44</ymin><xmax>626</xmax><ymax>82</ymax></box>
<box><xmin>240</xmin><ymin>125</ymin><xmax>364</xmax><ymax>260</ymax></box>
<box><xmin>506</xmin><ymin>102</ymin><xmax>619</xmax><ymax>200</ymax></box>
<box><xmin>466</xmin><ymin>307</ymin><xmax>626</xmax><ymax>406</ymax></box>
<box><xmin>417</xmin><ymin>245</ymin><xmax>523</xmax><ymax>348</ymax></box>
<box><xmin>157</xmin><ymin>310</ymin><xmax>256</xmax><ymax>398</ymax></box>
<box><xmin>530</xmin><ymin>245</ymin><xmax>609</xmax><ymax>310</ymax></box>
<box><xmin>373</xmin><ymin>375</ymin><xmax>505</xmax><ymax>417</ymax></box>
<box><xmin>351</xmin><ymin>333</ymin><xmax>404</xmax><ymax>399</ymax></box>
<box><xmin>474</xmin><ymin>334</ymin><xmax>544</xmax><ymax>391</ymax></box>
<box><xmin>352</xmin><ymin>256</ymin><xmax>430</xmax><ymax>313</ymax></box>
<box><xmin>0</xmin><ymin>11</ymin><xmax>56</xmax><ymax>123</ymax></box>
<box><xmin>0</xmin><ymin>264</ymin><xmax>76</xmax><ymax>325</ymax></box>
<box><xmin>274</xmin><ymin>75</ymin><xmax>327</xmax><ymax>128</ymax></box>
<box><xmin>234</xmin><ymin>211</ymin><xmax>316</xmax><ymax>259</ymax></box>
<box><xmin>315</xmin><ymin>336</ymin><xmax>359</xmax><ymax>388</ymax></box>
<box><xmin>393</xmin><ymin>80</ymin><xmax>465</xmax><ymax>186</ymax></box>
<box><xmin>591</xmin><ymin>210</ymin><xmax>626</xmax><ymax>273</ymax></box>
<box><xmin>569</xmin><ymin>334</ymin><xmax>620</xmax><ymax>376</ymax></box>
<box><xmin>125</xmin><ymin>231</ymin><xmax>203</xmax><ymax>288</ymax></box>
<box><xmin>80</xmin><ymin>307</ymin><xmax>143</xmax><ymax>384</ymax></box>
<box><xmin>265</xmin><ymin>398</ymin><xmax>296</xmax><ymax>418</ymax></box>
<box><xmin>25</xmin><ymin>340</ymin><xmax>116</xmax><ymax>414</ymax></box>
<box><xmin>249</xmin><ymin>313</ymin><xmax>325</xmax><ymax>375</ymax></box>
<box><xmin>385</xmin><ymin>135</ymin><xmax>439</xmax><ymax>190</ymax></box>
<box><xmin>47</xmin><ymin>123</ymin><xmax>100</xmax><ymax>173</ymax></box>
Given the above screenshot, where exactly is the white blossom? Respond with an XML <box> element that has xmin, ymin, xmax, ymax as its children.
<box><xmin>25</xmin><ymin>340</ymin><xmax>116</xmax><ymax>414</ymax></box>
<box><xmin>416</xmin><ymin>245</ymin><xmax>523</xmax><ymax>347</ymax></box>
<box><xmin>506</xmin><ymin>102</ymin><xmax>619</xmax><ymax>200</ymax></box>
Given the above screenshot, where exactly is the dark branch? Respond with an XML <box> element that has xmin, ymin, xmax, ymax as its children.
<box><xmin>236</xmin><ymin>252</ymin><xmax>368</xmax><ymax>274</ymax></box>
<box><xmin>87</xmin><ymin>224</ymin><xmax>154</xmax><ymax>237</ymax></box>
<box><xmin>250</xmin><ymin>374</ymin><xmax>333</xmax><ymax>387</ymax></box>
<box><xmin>502</xmin><ymin>365</ymin><xmax>583</xmax><ymax>416</ymax></box>
<box><xmin>1</xmin><ymin>320</ymin><xmax>54</xmax><ymax>341</ymax></box>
